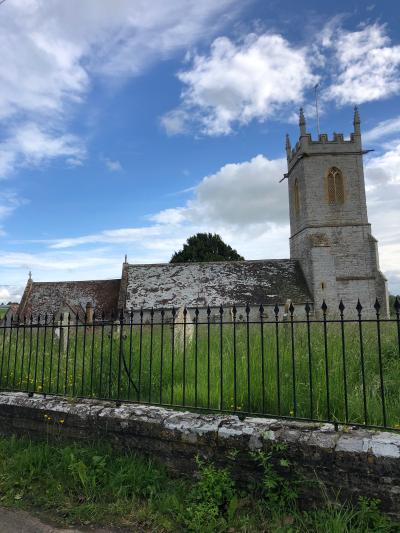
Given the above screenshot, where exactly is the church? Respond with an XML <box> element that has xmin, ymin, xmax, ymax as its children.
<box><xmin>17</xmin><ymin>109</ymin><xmax>389</xmax><ymax>320</ymax></box>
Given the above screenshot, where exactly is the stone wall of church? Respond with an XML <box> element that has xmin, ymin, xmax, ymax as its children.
<box><xmin>290</xmin><ymin>225</ymin><xmax>388</xmax><ymax>316</ymax></box>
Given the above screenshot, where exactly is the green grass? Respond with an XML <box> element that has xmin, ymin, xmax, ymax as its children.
<box><xmin>0</xmin><ymin>308</ymin><xmax>8</xmax><ymax>320</ymax></box>
<box><xmin>0</xmin><ymin>435</ymin><xmax>397</xmax><ymax>532</ymax></box>
<box><xmin>1</xmin><ymin>319</ymin><xmax>400</xmax><ymax>428</ymax></box>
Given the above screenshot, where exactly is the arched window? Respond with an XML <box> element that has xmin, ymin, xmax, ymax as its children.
<box><xmin>294</xmin><ymin>179</ymin><xmax>300</xmax><ymax>215</ymax></box>
<box><xmin>327</xmin><ymin>167</ymin><xmax>344</xmax><ymax>204</ymax></box>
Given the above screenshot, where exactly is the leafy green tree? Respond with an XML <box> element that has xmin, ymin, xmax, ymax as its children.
<box><xmin>170</xmin><ymin>233</ymin><xmax>244</xmax><ymax>263</ymax></box>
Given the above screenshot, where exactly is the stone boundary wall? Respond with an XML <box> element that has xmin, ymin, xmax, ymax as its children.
<box><xmin>0</xmin><ymin>392</ymin><xmax>399</xmax><ymax>518</ymax></box>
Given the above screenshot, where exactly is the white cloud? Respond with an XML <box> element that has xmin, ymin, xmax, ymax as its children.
<box><xmin>363</xmin><ymin>116</ymin><xmax>400</xmax><ymax>143</ymax></box>
<box><xmin>191</xmin><ymin>155</ymin><xmax>287</xmax><ymax>224</ymax></box>
<box><xmin>365</xmin><ymin>142</ymin><xmax>400</xmax><ymax>185</ymax></box>
<box><xmin>364</xmin><ymin>144</ymin><xmax>400</xmax><ymax>293</ymax></box>
<box><xmin>0</xmin><ymin>124</ymin><xmax>85</xmax><ymax>179</ymax></box>
<box><xmin>163</xmin><ymin>33</ymin><xmax>318</xmax><ymax>135</ymax></box>
<box><xmin>162</xmin><ymin>21</ymin><xmax>400</xmax><ymax>135</ymax></box>
<box><xmin>322</xmin><ymin>23</ymin><xmax>400</xmax><ymax>105</ymax></box>
<box><xmin>0</xmin><ymin>0</ymin><xmax>240</xmax><ymax>121</ymax></box>
<box><xmin>161</xmin><ymin>109</ymin><xmax>190</xmax><ymax>136</ymax></box>
<box><xmin>48</xmin><ymin>226</ymin><xmax>165</xmax><ymax>249</ymax></box>
<box><xmin>149</xmin><ymin>208</ymin><xmax>188</xmax><ymax>225</ymax></box>
<box><xmin>105</xmin><ymin>158</ymin><xmax>123</xmax><ymax>172</ymax></box>
<box><xmin>0</xmin><ymin>0</ymin><xmax>241</xmax><ymax>177</ymax></box>
<box><xmin>0</xmin><ymin>247</ymin><xmax>128</xmax><ymax>302</ymax></box>
<box><xmin>0</xmin><ymin>192</ymin><xmax>27</xmax><ymax>222</ymax></box>
<box><xmin>0</xmin><ymin>288</ymin><xmax>10</xmax><ymax>301</ymax></box>
<box><xmin>0</xmin><ymin>286</ymin><xmax>23</xmax><ymax>303</ymax></box>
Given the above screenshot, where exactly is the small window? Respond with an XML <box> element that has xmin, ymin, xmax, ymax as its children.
<box><xmin>327</xmin><ymin>167</ymin><xmax>344</xmax><ymax>204</ymax></box>
<box><xmin>294</xmin><ymin>179</ymin><xmax>300</xmax><ymax>215</ymax></box>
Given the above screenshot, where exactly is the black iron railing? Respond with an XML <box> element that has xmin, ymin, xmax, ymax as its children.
<box><xmin>1</xmin><ymin>298</ymin><xmax>399</xmax><ymax>431</ymax></box>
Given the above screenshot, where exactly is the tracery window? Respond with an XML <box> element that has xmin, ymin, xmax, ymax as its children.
<box><xmin>294</xmin><ymin>178</ymin><xmax>300</xmax><ymax>215</ymax></box>
<box><xmin>327</xmin><ymin>167</ymin><xmax>344</xmax><ymax>204</ymax></box>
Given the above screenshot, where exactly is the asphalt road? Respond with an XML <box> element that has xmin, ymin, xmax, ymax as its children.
<box><xmin>0</xmin><ymin>508</ymin><xmax>113</xmax><ymax>533</ymax></box>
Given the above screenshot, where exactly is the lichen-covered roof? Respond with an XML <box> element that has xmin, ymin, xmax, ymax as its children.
<box><xmin>122</xmin><ymin>259</ymin><xmax>312</xmax><ymax>309</ymax></box>
<box><xmin>18</xmin><ymin>279</ymin><xmax>121</xmax><ymax>319</ymax></box>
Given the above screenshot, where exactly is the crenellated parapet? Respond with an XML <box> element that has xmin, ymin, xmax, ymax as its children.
<box><xmin>286</xmin><ymin>107</ymin><xmax>362</xmax><ymax>171</ymax></box>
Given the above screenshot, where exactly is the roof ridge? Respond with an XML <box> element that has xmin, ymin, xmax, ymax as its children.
<box><xmin>31</xmin><ymin>279</ymin><xmax>121</xmax><ymax>285</ymax></box>
<box><xmin>126</xmin><ymin>259</ymin><xmax>297</xmax><ymax>268</ymax></box>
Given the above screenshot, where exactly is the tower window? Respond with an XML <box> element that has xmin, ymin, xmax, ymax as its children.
<box><xmin>327</xmin><ymin>167</ymin><xmax>344</xmax><ymax>204</ymax></box>
<box><xmin>294</xmin><ymin>179</ymin><xmax>300</xmax><ymax>215</ymax></box>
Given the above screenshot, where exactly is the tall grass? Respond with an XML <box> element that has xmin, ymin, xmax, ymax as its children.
<box><xmin>1</xmin><ymin>317</ymin><xmax>399</xmax><ymax>428</ymax></box>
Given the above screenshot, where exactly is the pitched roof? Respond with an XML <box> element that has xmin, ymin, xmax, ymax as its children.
<box><xmin>18</xmin><ymin>279</ymin><xmax>121</xmax><ymax>319</ymax></box>
<box><xmin>122</xmin><ymin>259</ymin><xmax>312</xmax><ymax>309</ymax></box>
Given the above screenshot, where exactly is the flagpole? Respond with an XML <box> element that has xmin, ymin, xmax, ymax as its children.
<box><xmin>314</xmin><ymin>83</ymin><xmax>320</xmax><ymax>136</ymax></box>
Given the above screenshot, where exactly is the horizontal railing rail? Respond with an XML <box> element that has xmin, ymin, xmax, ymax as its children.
<box><xmin>0</xmin><ymin>298</ymin><xmax>399</xmax><ymax>432</ymax></box>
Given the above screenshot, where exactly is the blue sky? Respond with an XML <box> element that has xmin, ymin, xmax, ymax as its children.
<box><xmin>1</xmin><ymin>0</ymin><xmax>400</xmax><ymax>301</ymax></box>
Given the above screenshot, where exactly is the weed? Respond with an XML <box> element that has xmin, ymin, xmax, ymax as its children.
<box><xmin>250</xmin><ymin>443</ymin><xmax>298</xmax><ymax>512</ymax></box>
<box><xmin>183</xmin><ymin>455</ymin><xmax>236</xmax><ymax>532</ymax></box>
<box><xmin>0</xmin><ymin>436</ymin><xmax>397</xmax><ymax>532</ymax></box>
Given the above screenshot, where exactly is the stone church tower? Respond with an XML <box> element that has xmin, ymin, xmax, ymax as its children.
<box><xmin>286</xmin><ymin>108</ymin><xmax>389</xmax><ymax>316</ymax></box>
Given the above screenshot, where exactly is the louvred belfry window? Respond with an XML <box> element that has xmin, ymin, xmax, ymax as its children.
<box><xmin>327</xmin><ymin>167</ymin><xmax>344</xmax><ymax>204</ymax></box>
